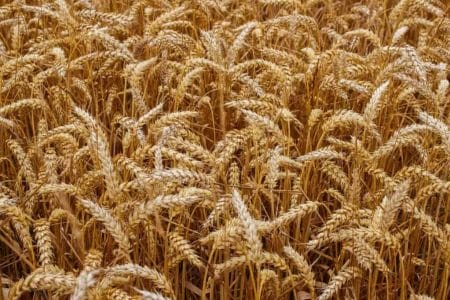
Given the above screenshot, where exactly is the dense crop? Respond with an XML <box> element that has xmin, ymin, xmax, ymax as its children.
<box><xmin>0</xmin><ymin>0</ymin><xmax>449</xmax><ymax>299</ymax></box>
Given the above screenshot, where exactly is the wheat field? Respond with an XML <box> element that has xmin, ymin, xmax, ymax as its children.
<box><xmin>0</xmin><ymin>0</ymin><xmax>449</xmax><ymax>299</ymax></box>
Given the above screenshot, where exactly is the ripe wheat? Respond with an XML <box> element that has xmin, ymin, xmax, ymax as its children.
<box><xmin>0</xmin><ymin>0</ymin><xmax>449</xmax><ymax>299</ymax></box>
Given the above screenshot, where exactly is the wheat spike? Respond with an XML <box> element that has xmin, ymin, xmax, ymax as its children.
<box><xmin>284</xmin><ymin>246</ymin><xmax>316</xmax><ymax>298</ymax></box>
<box><xmin>78</xmin><ymin>198</ymin><xmax>130</xmax><ymax>259</ymax></box>
<box><xmin>33</xmin><ymin>219</ymin><xmax>54</xmax><ymax>267</ymax></box>
<box><xmin>318</xmin><ymin>265</ymin><xmax>361</xmax><ymax>300</ymax></box>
